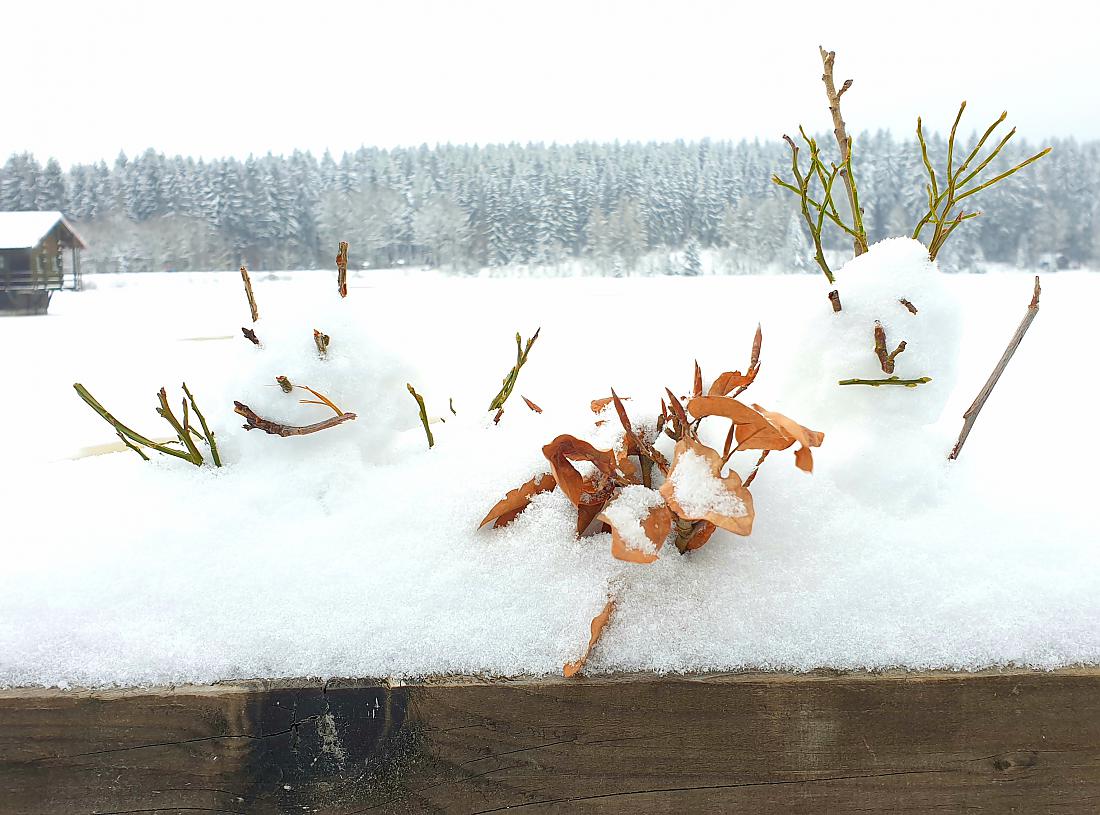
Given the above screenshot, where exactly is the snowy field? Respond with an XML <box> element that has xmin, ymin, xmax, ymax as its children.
<box><xmin>1</xmin><ymin>257</ymin><xmax>1098</xmax><ymax>688</ymax></box>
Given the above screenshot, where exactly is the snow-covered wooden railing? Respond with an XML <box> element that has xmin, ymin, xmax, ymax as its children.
<box><xmin>4</xmin><ymin>668</ymin><xmax>1100</xmax><ymax>814</ymax></box>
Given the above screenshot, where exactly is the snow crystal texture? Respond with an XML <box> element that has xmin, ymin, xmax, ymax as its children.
<box><xmin>1</xmin><ymin>267</ymin><xmax>1097</xmax><ymax>687</ymax></box>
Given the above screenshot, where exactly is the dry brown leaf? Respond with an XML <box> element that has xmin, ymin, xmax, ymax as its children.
<box><xmin>685</xmin><ymin>520</ymin><xmax>717</xmax><ymax>551</ymax></box>
<box><xmin>734</xmin><ymin>405</ymin><xmax>824</xmax><ymax>472</ymax></box>
<box><xmin>659</xmin><ymin>437</ymin><xmax>755</xmax><ymax>536</ymax></box>
<box><xmin>577</xmin><ymin>495</ymin><xmax>609</xmax><ymax>537</ymax></box>
<box><xmin>707</xmin><ymin>370</ymin><xmax>750</xmax><ymax>396</ymax></box>
<box><xmin>598</xmin><ymin>500</ymin><xmax>672</xmax><ymax>564</ymax></box>
<box><xmin>591</xmin><ymin>395</ymin><xmax>628</xmax><ymax>413</ymax></box>
<box><xmin>693</xmin><ymin>360</ymin><xmax>703</xmax><ymax>399</ymax></box>
<box><xmin>664</xmin><ymin>388</ymin><xmax>691</xmax><ymax>438</ymax></box>
<box><xmin>479</xmin><ymin>472</ymin><xmax>557</xmax><ymax>529</ymax></box>
<box><xmin>709</xmin><ymin>325</ymin><xmax>763</xmax><ymax>396</ymax></box>
<box><xmin>542</xmin><ymin>434</ymin><xmax>620</xmax><ymax>506</ymax></box>
<box><xmin>521</xmin><ymin>395</ymin><xmax>543</xmax><ymax>414</ymax></box>
<box><xmin>564</xmin><ymin>597</ymin><xmax>615</xmax><ymax>678</ymax></box>
<box><xmin>686</xmin><ymin>395</ymin><xmax>766</xmax><ymax>427</ymax></box>
<box><xmin>794</xmin><ymin>446</ymin><xmax>814</xmax><ymax>473</ymax></box>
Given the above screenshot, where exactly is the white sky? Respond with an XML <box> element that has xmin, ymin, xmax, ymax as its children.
<box><xmin>6</xmin><ymin>0</ymin><xmax>1098</xmax><ymax>168</ymax></box>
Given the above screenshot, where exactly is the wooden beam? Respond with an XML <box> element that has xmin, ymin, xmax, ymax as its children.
<box><xmin>3</xmin><ymin>669</ymin><xmax>1100</xmax><ymax>813</ymax></box>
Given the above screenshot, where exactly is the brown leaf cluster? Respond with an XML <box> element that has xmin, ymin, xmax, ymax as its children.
<box><xmin>475</xmin><ymin>325</ymin><xmax>825</xmax><ymax>677</ymax></box>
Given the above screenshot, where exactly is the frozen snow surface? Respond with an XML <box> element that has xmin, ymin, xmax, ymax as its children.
<box><xmin>1</xmin><ymin>256</ymin><xmax>1098</xmax><ymax>688</ymax></box>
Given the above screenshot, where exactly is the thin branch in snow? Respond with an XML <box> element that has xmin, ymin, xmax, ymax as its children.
<box><xmin>949</xmin><ymin>276</ymin><xmax>1041</xmax><ymax>460</ymax></box>
<box><xmin>240</xmin><ymin>265</ymin><xmax>260</xmax><ymax>322</ymax></box>
<box><xmin>234</xmin><ymin>401</ymin><xmax>356</xmax><ymax>437</ymax></box>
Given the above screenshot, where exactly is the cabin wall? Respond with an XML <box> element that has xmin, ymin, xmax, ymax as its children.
<box><xmin>33</xmin><ymin>234</ymin><xmax>64</xmax><ymax>289</ymax></box>
<box><xmin>0</xmin><ymin>243</ymin><xmax>63</xmax><ymax>293</ymax></box>
<box><xmin>0</xmin><ymin>249</ymin><xmax>32</xmax><ymax>290</ymax></box>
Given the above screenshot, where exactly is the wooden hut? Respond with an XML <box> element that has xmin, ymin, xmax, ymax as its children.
<box><xmin>0</xmin><ymin>211</ymin><xmax>86</xmax><ymax>314</ymax></box>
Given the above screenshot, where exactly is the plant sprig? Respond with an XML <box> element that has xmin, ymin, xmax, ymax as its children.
<box><xmin>74</xmin><ymin>382</ymin><xmax>221</xmax><ymax>466</ymax></box>
<box><xmin>772</xmin><ymin>127</ymin><xmax>866</xmax><ymax>288</ymax></box>
<box><xmin>488</xmin><ymin>327</ymin><xmax>540</xmax><ymax>422</ymax></box>
<box><xmin>913</xmin><ymin>102</ymin><xmax>1051</xmax><ymax>260</ymax></box>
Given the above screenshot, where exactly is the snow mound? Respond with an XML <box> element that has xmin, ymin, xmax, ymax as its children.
<box><xmin>1</xmin><ymin>271</ymin><xmax>1097</xmax><ymax>688</ymax></box>
<box><xmin>790</xmin><ymin>237</ymin><xmax>962</xmax><ymax>427</ymax></box>
<box><xmin>218</xmin><ymin>295</ymin><xmax>414</xmax><ymax>465</ymax></box>
<box><xmin>782</xmin><ymin>238</ymin><xmax>964</xmax><ymax>506</ymax></box>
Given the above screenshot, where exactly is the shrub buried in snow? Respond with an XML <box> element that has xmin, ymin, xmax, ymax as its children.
<box><xmin>479</xmin><ymin>326</ymin><xmax>824</xmax><ymax>676</ymax></box>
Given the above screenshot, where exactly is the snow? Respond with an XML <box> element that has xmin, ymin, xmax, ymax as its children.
<box><xmin>667</xmin><ymin>450</ymin><xmax>746</xmax><ymax>519</ymax></box>
<box><xmin>1</xmin><ymin>264</ymin><xmax>1098</xmax><ymax>688</ymax></box>
<box><xmin>600</xmin><ymin>485</ymin><xmax>667</xmax><ymax>555</ymax></box>
<box><xmin>780</xmin><ymin>238</ymin><xmax>965</xmax><ymax>507</ymax></box>
<box><xmin>0</xmin><ymin>210</ymin><xmax>82</xmax><ymax>249</ymax></box>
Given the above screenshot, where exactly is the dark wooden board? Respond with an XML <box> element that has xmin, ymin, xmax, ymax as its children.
<box><xmin>3</xmin><ymin>668</ymin><xmax>1100</xmax><ymax>814</ymax></box>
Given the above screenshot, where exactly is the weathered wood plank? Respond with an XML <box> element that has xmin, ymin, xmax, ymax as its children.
<box><xmin>2</xmin><ymin>669</ymin><xmax>1099</xmax><ymax>814</ymax></box>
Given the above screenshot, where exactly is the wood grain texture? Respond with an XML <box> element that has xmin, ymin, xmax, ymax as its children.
<box><xmin>3</xmin><ymin>668</ymin><xmax>1100</xmax><ymax>814</ymax></box>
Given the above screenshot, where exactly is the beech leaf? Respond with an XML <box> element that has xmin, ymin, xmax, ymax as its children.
<box><xmin>598</xmin><ymin>492</ymin><xmax>672</xmax><ymax>564</ymax></box>
<box><xmin>542</xmin><ymin>434</ymin><xmax>620</xmax><ymax>507</ymax></box>
<box><xmin>659</xmin><ymin>437</ymin><xmax>755</xmax><ymax>536</ymax></box>
<box><xmin>708</xmin><ymin>370</ymin><xmax>750</xmax><ymax>396</ymax></box>
<box><xmin>734</xmin><ymin>405</ymin><xmax>824</xmax><ymax>472</ymax></box>
<box><xmin>577</xmin><ymin>495</ymin><xmax>609</xmax><ymax>537</ymax></box>
<box><xmin>709</xmin><ymin>325</ymin><xmax>762</xmax><ymax>396</ymax></box>
<box><xmin>479</xmin><ymin>472</ymin><xmax>557</xmax><ymax>529</ymax></box>
<box><xmin>591</xmin><ymin>395</ymin><xmax>628</xmax><ymax>413</ymax></box>
<box><xmin>564</xmin><ymin>597</ymin><xmax>615</xmax><ymax>678</ymax></box>
<box><xmin>685</xmin><ymin>520</ymin><xmax>717</xmax><ymax>551</ymax></box>
<box><xmin>686</xmin><ymin>394</ymin><xmax>766</xmax><ymax>427</ymax></box>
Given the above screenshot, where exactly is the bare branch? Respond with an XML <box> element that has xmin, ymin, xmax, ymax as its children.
<box><xmin>234</xmin><ymin>401</ymin><xmax>356</xmax><ymax>437</ymax></box>
<box><xmin>819</xmin><ymin>46</ymin><xmax>868</xmax><ymax>256</ymax></box>
<box><xmin>336</xmin><ymin>241</ymin><xmax>349</xmax><ymax>298</ymax></box>
<box><xmin>949</xmin><ymin>276</ymin><xmax>1041</xmax><ymax>460</ymax></box>
<box><xmin>873</xmin><ymin>321</ymin><xmax>907</xmax><ymax>374</ymax></box>
<box><xmin>240</xmin><ymin>266</ymin><xmax>259</xmax><ymax>322</ymax></box>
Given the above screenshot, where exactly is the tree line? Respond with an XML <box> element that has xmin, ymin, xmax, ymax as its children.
<box><xmin>1</xmin><ymin>133</ymin><xmax>1097</xmax><ymax>275</ymax></box>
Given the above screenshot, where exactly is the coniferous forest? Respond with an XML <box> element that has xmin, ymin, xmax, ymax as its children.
<box><xmin>2</xmin><ymin>132</ymin><xmax>1097</xmax><ymax>275</ymax></box>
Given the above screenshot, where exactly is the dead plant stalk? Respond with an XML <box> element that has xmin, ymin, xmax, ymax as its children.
<box><xmin>949</xmin><ymin>276</ymin><xmax>1041</xmax><ymax>460</ymax></box>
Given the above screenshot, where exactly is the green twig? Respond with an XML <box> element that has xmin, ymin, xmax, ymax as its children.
<box><xmin>116</xmin><ymin>431</ymin><xmax>150</xmax><ymax>461</ymax></box>
<box><xmin>156</xmin><ymin>388</ymin><xmax>204</xmax><ymax>465</ymax></box>
<box><xmin>913</xmin><ymin>102</ymin><xmax>1050</xmax><ymax>260</ymax></box>
<box><xmin>182</xmin><ymin>382</ymin><xmax>222</xmax><ymax>467</ymax></box>
<box><xmin>838</xmin><ymin>376</ymin><xmax>932</xmax><ymax>387</ymax></box>
<box><xmin>73</xmin><ymin>383</ymin><xmax>193</xmax><ymax>462</ymax></box>
<box><xmin>488</xmin><ymin>328</ymin><xmax>541</xmax><ymax>416</ymax></box>
<box><xmin>407</xmin><ymin>384</ymin><xmax>435</xmax><ymax>449</ymax></box>
<box><xmin>775</xmin><ymin>134</ymin><xmax>835</xmax><ymax>285</ymax></box>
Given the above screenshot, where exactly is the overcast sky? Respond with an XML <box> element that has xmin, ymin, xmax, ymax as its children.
<box><xmin>6</xmin><ymin>0</ymin><xmax>1098</xmax><ymax>168</ymax></box>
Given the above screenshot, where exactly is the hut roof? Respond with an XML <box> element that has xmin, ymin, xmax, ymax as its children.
<box><xmin>0</xmin><ymin>211</ymin><xmax>87</xmax><ymax>250</ymax></box>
